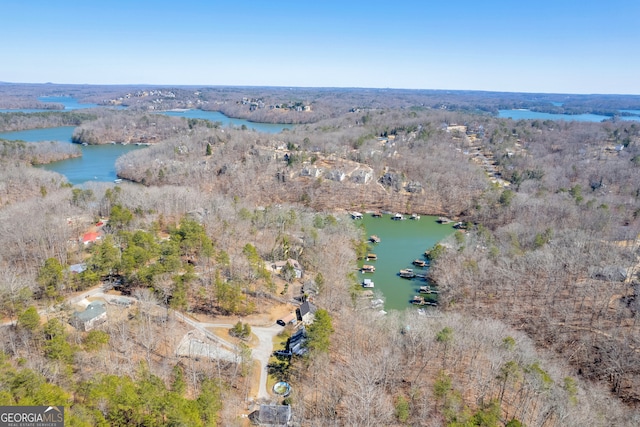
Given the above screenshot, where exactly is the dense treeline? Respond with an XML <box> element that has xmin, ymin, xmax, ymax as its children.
<box><xmin>0</xmin><ymin>139</ymin><xmax>81</xmax><ymax>165</ymax></box>
<box><xmin>0</xmin><ymin>111</ymin><xmax>96</xmax><ymax>132</ymax></box>
<box><xmin>70</xmin><ymin>110</ymin><xmax>189</xmax><ymax>145</ymax></box>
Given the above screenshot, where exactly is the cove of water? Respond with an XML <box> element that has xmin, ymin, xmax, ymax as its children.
<box><xmin>160</xmin><ymin>109</ymin><xmax>293</xmax><ymax>133</ymax></box>
<box><xmin>355</xmin><ymin>213</ymin><xmax>454</xmax><ymax>311</ymax></box>
<box><xmin>0</xmin><ymin>126</ymin><xmax>144</xmax><ymax>185</ymax></box>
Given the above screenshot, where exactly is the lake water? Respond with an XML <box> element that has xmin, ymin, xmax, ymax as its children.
<box><xmin>160</xmin><ymin>109</ymin><xmax>293</xmax><ymax>133</ymax></box>
<box><xmin>38</xmin><ymin>96</ymin><xmax>99</xmax><ymax>110</ymax></box>
<box><xmin>0</xmin><ymin>96</ymin><xmax>98</xmax><ymax>113</ymax></box>
<box><xmin>0</xmin><ymin>126</ymin><xmax>144</xmax><ymax>185</ymax></box>
<box><xmin>355</xmin><ymin>213</ymin><xmax>454</xmax><ymax>312</ymax></box>
<box><xmin>498</xmin><ymin>109</ymin><xmax>611</xmax><ymax>122</ymax></box>
<box><xmin>498</xmin><ymin>109</ymin><xmax>640</xmax><ymax>122</ymax></box>
<box><xmin>0</xmin><ymin>98</ymin><xmax>292</xmax><ymax>184</ymax></box>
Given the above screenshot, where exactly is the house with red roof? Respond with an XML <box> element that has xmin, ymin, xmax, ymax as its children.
<box><xmin>81</xmin><ymin>231</ymin><xmax>101</xmax><ymax>245</ymax></box>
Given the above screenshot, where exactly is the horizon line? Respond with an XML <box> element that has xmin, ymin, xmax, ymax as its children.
<box><xmin>1</xmin><ymin>81</ymin><xmax>639</xmax><ymax>98</ymax></box>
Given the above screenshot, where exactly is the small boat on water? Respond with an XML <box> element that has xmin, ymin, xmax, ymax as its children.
<box><xmin>411</xmin><ymin>213</ymin><xmax>420</xmax><ymax>220</ymax></box>
<box><xmin>412</xmin><ymin>259</ymin><xmax>427</xmax><ymax>267</ymax></box>
<box><xmin>362</xmin><ymin>278</ymin><xmax>374</xmax><ymax>288</ymax></box>
<box><xmin>392</xmin><ymin>213</ymin><xmax>405</xmax><ymax>221</ymax></box>
<box><xmin>372</xmin><ymin>211</ymin><xmax>383</xmax><ymax>218</ymax></box>
<box><xmin>437</xmin><ymin>217</ymin><xmax>452</xmax><ymax>224</ymax></box>
<box><xmin>366</xmin><ymin>253</ymin><xmax>377</xmax><ymax>261</ymax></box>
<box><xmin>369</xmin><ymin>235</ymin><xmax>381</xmax><ymax>243</ymax></box>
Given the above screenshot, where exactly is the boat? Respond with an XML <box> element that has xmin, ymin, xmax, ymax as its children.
<box><xmin>437</xmin><ymin>217</ymin><xmax>452</xmax><ymax>224</ymax></box>
<box><xmin>392</xmin><ymin>213</ymin><xmax>405</xmax><ymax>221</ymax></box>
<box><xmin>351</xmin><ymin>212</ymin><xmax>363</xmax><ymax>219</ymax></box>
<box><xmin>399</xmin><ymin>268</ymin><xmax>415</xmax><ymax>278</ymax></box>
<box><xmin>114</xmin><ymin>178</ymin><xmax>123</xmax><ymax>184</ymax></box>
<box><xmin>369</xmin><ymin>235</ymin><xmax>381</xmax><ymax>243</ymax></box>
<box><xmin>362</xmin><ymin>278</ymin><xmax>374</xmax><ymax>288</ymax></box>
<box><xmin>411</xmin><ymin>213</ymin><xmax>420</xmax><ymax>220</ymax></box>
<box><xmin>453</xmin><ymin>221</ymin><xmax>467</xmax><ymax>229</ymax></box>
<box><xmin>372</xmin><ymin>211</ymin><xmax>383</xmax><ymax>218</ymax></box>
<box><xmin>366</xmin><ymin>253</ymin><xmax>377</xmax><ymax>261</ymax></box>
<box><xmin>361</xmin><ymin>264</ymin><xmax>376</xmax><ymax>273</ymax></box>
<box><xmin>419</xmin><ymin>285</ymin><xmax>431</xmax><ymax>294</ymax></box>
<box><xmin>412</xmin><ymin>259</ymin><xmax>426</xmax><ymax>267</ymax></box>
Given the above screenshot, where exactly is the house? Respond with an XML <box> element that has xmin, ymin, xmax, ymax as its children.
<box><xmin>272</xmin><ymin>259</ymin><xmax>303</xmax><ymax>279</ymax></box>
<box><xmin>297</xmin><ymin>301</ymin><xmax>317</xmax><ymax>325</ymax></box>
<box><xmin>350</xmin><ymin>169</ymin><xmax>373</xmax><ymax>184</ymax></box>
<box><xmin>81</xmin><ymin>231</ymin><xmax>101</xmax><ymax>245</ymax></box>
<box><xmin>326</xmin><ymin>169</ymin><xmax>346</xmax><ymax>182</ymax></box>
<box><xmin>300</xmin><ymin>166</ymin><xmax>322</xmax><ymax>178</ymax></box>
<box><xmin>70</xmin><ymin>301</ymin><xmax>107</xmax><ymax>331</ymax></box>
<box><xmin>69</xmin><ymin>263</ymin><xmax>87</xmax><ymax>274</ymax></box>
<box><xmin>249</xmin><ymin>404</ymin><xmax>292</xmax><ymax>426</ymax></box>
<box><xmin>288</xmin><ymin>326</ymin><xmax>307</xmax><ymax>356</ymax></box>
<box><xmin>302</xmin><ymin>280</ymin><xmax>318</xmax><ymax>295</ymax></box>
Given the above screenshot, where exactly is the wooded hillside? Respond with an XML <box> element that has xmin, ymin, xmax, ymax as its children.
<box><xmin>1</xmin><ymin>84</ymin><xmax>640</xmax><ymax>425</ymax></box>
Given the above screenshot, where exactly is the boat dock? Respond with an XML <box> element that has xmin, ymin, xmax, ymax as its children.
<box><xmin>361</xmin><ymin>264</ymin><xmax>376</xmax><ymax>273</ymax></box>
<box><xmin>411</xmin><ymin>295</ymin><xmax>438</xmax><ymax>306</ymax></box>
<box><xmin>399</xmin><ymin>268</ymin><xmax>416</xmax><ymax>278</ymax></box>
<box><xmin>419</xmin><ymin>285</ymin><xmax>439</xmax><ymax>294</ymax></box>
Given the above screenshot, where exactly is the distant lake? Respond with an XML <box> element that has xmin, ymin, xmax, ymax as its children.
<box><xmin>0</xmin><ymin>96</ymin><xmax>293</xmax><ymax>134</ymax></box>
<box><xmin>160</xmin><ymin>109</ymin><xmax>294</xmax><ymax>133</ymax></box>
<box><xmin>0</xmin><ymin>96</ymin><xmax>99</xmax><ymax>113</ymax></box>
<box><xmin>356</xmin><ymin>213</ymin><xmax>454</xmax><ymax>311</ymax></box>
<box><xmin>0</xmin><ymin>126</ymin><xmax>144</xmax><ymax>185</ymax></box>
<box><xmin>499</xmin><ymin>109</ymin><xmax>640</xmax><ymax>122</ymax></box>
<box><xmin>498</xmin><ymin>109</ymin><xmax>611</xmax><ymax>122</ymax></box>
<box><xmin>38</xmin><ymin>96</ymin><xmax>98</xmax><ymax>110</ymax></box>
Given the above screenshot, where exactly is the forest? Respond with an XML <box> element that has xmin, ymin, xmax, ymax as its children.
<box><xmin>0</xmin><ymin>83</ymin><xmax>639</xmax><ymax>426</ymax></box>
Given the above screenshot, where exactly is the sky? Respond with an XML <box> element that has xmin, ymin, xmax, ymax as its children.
<box><xmin>2</xmin><ymin>0</ymin><xmax>639</xmax><ymax>94</ymax></box>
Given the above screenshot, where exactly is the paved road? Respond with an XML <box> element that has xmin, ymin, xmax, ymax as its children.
<box><xmin>198</xmin><ymin>321</ymin><xmax>283</xmax><ymax>400</ymax></box>
<box><xmin>252</xmin><ymin>324</ymin><xmax>284</xmax><ymax>400</ymax></box>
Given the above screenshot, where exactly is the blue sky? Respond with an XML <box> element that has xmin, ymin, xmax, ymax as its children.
<box><xmin>2</xmin><ymin>0</ymin><xmax>639</xmax><ymax>94</ymax></box>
